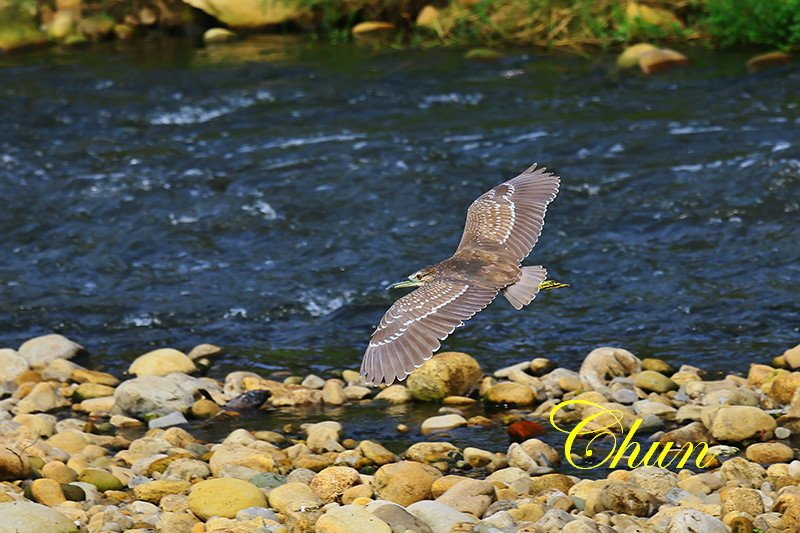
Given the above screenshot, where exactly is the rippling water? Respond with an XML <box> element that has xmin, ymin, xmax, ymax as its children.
<box><xmin>1</xmin><ymin>37</ymin><xmax>798</xmax><ymax>380</ymax></box>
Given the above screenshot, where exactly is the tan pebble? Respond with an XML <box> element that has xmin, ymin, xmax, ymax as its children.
<box><xmin>41</xmin><ymin>461</ymin><xmax>78</xmax><ymax>484</ymax></box>
<box><xmin>396</xmin><ymin>424</ymin><xmax>409</xmax><ymax>433</ymax></box>
<box><xmin>190</xmin><ymin>399</ymin><xmax>221</xmax><ymax>419</ymax></box>
<box><xmin>30</xmin><ymin>478</ymin><xmax>66</xmax><ymax>506</ymax></box>
<box><xmin>351</xmin><ymin>496</ymin><xmax>372</xmax><ymax>506</ymax></box>
<box><xmin>342</xmin><ymin>483</ymin><xmax>373</xmax><ymax>504</ymax></box>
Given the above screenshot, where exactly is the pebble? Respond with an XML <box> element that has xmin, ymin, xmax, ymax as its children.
<box><xmin>373</xmin><ymin>461</ymin><xmax>442</xmax><ymax>506</ymax></box>
<box><xmin>187</xmin><ymin>478</ymin><xmax>266</xmax><ymax>520</ymax></box>
<box><xmin>128</xmin><ymin>348</ymin><xmax>196</xmax><ymax>377</ymax></box>
<box><xmin>0</xmin><ymin>349</ymin><xmax>29</xmax><ymax>381</ymax></box>
<box><xmin>485</xmin><ymin>382</ymin><xmax>534</xmax><ymax>405</ymax></box>
<box><xmin>310</xmin><ymin>466</ymin><xmax>362</xmax><ymax>503</ymax></box>
<box><xmin>745</xmin><ymin>442</ymin><xmax>794</xmax><ymax>464</ymax></box>
<box><xmin>421</xmin><ymin>414</ymin><xmax>467</xmax><ymax>434</ymax></box>
<box><xmin>634</xmin><ymin>370</ymin><xmax>678</xmax><ymax>393</ymax></box>
<box><xmin>407</xmin><ymin>500</ymin><xmax>479</xmax><ymax>533</ymax></box>
<box><xmin>0</xmin><ymin>501</ymin><xmax>78</xmax><ymax>532</ymax></box>
<box><xmin>18</xmin><ymin>334</ymin><xmax>83</xmax><ymax>368</ymax></box>
<box><xmin>374</xmin><ymin>384</ymin><xmax>412</xmax><ymax>404</ymax></box>
<box><xmin>316</xmin><ymin>504</ymin><xmax>392</xmax><ymax>533</ymax></box>
<box><xmin>709</xmin><ymin>405</ymin><xmax>776</xmax><ymax>441</ymax></box>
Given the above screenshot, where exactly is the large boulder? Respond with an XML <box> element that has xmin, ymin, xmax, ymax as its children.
<box><xmin>406</xmin><ymin>352</ymin><xmax>482</xmax><ymax>401</ymax></box>
<box><xmin>182</xmin><ymin>0</ymin><xmax>310</xmax><ymax>29</ymax></box>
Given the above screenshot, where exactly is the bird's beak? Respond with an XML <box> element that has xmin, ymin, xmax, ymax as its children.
<box><xmin>386</xmin><ymin>279</ymin><xmax>420</xmax><ymax>290</ymax></box>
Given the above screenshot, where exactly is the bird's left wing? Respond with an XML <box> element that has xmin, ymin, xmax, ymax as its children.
<box><xmin>457</xmin><ymin>164</ymin><xmax>560</xmax><ymax>264</ymax></box>
<box><xmin>361</xmin><ymin>279</ymin><xmax>497</xmax><ymax>385</ymax></box>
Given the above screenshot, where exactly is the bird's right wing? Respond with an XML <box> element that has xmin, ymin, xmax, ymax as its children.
<box><xmin>456</xmin><ymin>164</ymin><xmax>560</xmax><ymax>264</ymax></box>
<box><xmin>361</xmin><ymin>279</ymin><xmax>497</xmax><ymax>386</ymax></box>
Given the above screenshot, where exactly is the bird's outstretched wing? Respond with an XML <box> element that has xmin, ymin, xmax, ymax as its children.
<box><xmin>361</xmin><ymin>279</ymin><xmax>497</xmax><ymax>385</ymax></box>
<box><xmin>456</xmin><ymin>164</ymin><xmax>560</xmax><ymax>264</ymax></box>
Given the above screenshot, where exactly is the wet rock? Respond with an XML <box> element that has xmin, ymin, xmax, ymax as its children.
<box><xmin>421</xmin><ymin>414</ymin><xmax>467</xmax><ymax>434</ymax></box>
<box><xmin>746</xmin><ymin>51</ymin><xmax>792</xmax><ymax>72</ymax></box>
<box><xmin>406</xmin><ymin>352</ymin><xmax>482</xmax><ymax>401</ymax></box>
<box><xmin>464</xmin><ymin>48</ymin><xmax>504</xmax><ymax>61</ymax></box>
<box><xmin>183</xmin><ymin>0</ymin><xmax>311</xmax><ymax>29</ymax></box>
<box><xmin>435</xmin><ymin>478</ymin><xmax>494</xmax><ymax>516</ymax></box>
<box><xmin>322</xmin><ymin>381</ymin><xmax>347</xmax><ymax>405</ymax></box>
<box><xmin>128</xmin><ymin>348</ymin><xmax>196</xmax><ymax>377</ymax></box>
<box><xmin>113</xmin><ymin>375</ymin><xmax>196</xmax><ymax>417</ymax></box>
<box><xmin>72</xmin><ymin>383</ymin><xmax>115</xmax><ymax>401</ymax></box>
<box><xmin>148</xmin><ymin>412</ymin><xmax>188</xmax><ymax>429</ymax></box>
<box><xmin>375</xmin><ymin>385</ymin><xmax>412</xmax><ymax>404</ymax></box>
<box><xmin>405</xmin><ymin>442</ymin><xmax>459</xmax><ymax>463</ymax></box>
<box><xmin>358</xmin><ymin>440</ymin><xmax>398</xmax><ymax>465</ymax></box>
<box><xmin>0</xmin><ymin>349</ymin><xmax>28</xmax><ymax>381</ymax></box>
<box><xmin>639</xmin><ymin>48</ymin><xmax>689</xmax><ymax>74</ymax></box>
<box><xmin>306</xmin><ymin>421</ymin><xmax>344</xmax><ymax>453</ymax></box>
<box><xmin>18</xmin><ymin>334</ymin><xmax>83</xmax><ymax>368</ymax></box>
<box><xmin>407</xmin><ymin>500</ymin><xmax>478</xmax><ymax>533</ymax></box>
<box><xmin>579</xmin><ymin>347</ymin><xmax>642</xmax><ymax>398</ymax></box>
<box><xmin>367</xmin><ymin>501</ymin><xmax>433</xmax><ymax>533</ymax></box>
<box><xmin>373</xmin><ymin>461</ymin><xmax>442</xmax><ymax>506</ymax></box>
<box><xmin>784</xmin><ymin>343</ymin><xmax>800</xmax><ymax>369</ymax></box>
<box><xmin>352</xmin><ymin>21</ymin><xmax>396</xmax><ymax>37</ymax></box>
<box><xmin>191</xmin><ymin>399</ymin><xmax>222</xmax><ymax>418</ymax></box>
<box><xmin>745</xmin><ymin>442</ymin><xmax>794</xmax><ymax>464</ymax></box>
<box><xmin>203</xmin><ymin>27</ymin><xmax>237</xmax><ymax>44</ymax></box>
<box><xmin>634</xmin><ymin>371</ymin><xmax>677</xmax><ymax>393</ymax></box>
<box><xmin>188</xmin><ymin>478</ymin><xmax>266</xmax><ymax>520</ymax></box>
<box><xmin>310</xmin><ymin>466</ymin><xmax>361</xmax><ymax>503</ymax></box>
<box><xmin>316</xmin><ymin>504</ymin><xmax>392</xmax><ymax>533</ymax></box>
<box><xmin>616</xmin><ymin>43</ymin><xmax>658</xmax><ymax>69</ymax></box>
<box><xmin>709</xmin><ymin>406</ymin><xmax>776</xmax><ymax>442</ymax></box>
<box><xmin>485</xmin><ymin>382</ymin><xmax>534</xmax><ymax>406</ymax></box>
<box><xmin>0</xmin><ymin>501</ymin><xmax>78</xmax><ymax>533</ymax></box>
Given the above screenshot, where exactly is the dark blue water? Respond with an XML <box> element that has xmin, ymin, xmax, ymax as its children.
<box><xmin>1</xmin><ymin>37</ymin><xmax>799</xmax><ymax>379</ymax></box>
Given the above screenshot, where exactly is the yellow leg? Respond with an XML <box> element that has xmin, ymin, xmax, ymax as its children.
<box><xmin>539</xmin><ymin>279</ymin><xmax>570</xmax><ymax>291</ymax></box>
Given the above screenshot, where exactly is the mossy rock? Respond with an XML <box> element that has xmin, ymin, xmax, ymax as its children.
<box><xmin>77</xmin><ymin>469</ymin><xmax>124</xmax><ymax>491</ymax></box>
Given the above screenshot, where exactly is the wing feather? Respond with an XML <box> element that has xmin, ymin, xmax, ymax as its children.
<box><xmin>361</xmin><ymin>279</ymin><xmax>497</xmax><ymax>385</ymax></box>
<box><xmin>456</xmin><ymin>164</ymin><xmax>559</xmax><ymax>264</ymax></box>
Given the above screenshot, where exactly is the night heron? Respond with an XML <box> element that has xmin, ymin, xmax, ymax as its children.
<box><xmin>361</xmin><ymin>163</ymin><xmax>566</xmax><ymax>386</ymax></box>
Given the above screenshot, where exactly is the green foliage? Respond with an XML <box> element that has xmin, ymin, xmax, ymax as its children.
<box><xmin>702</xmin><ymin>0</ymin><xmax>800</xmax><ymax>49</ymax></box>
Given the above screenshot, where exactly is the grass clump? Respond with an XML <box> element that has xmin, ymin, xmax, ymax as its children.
<box><xmin>701</xmin><ymin>0</ymin><xmax>800</xmax><ymax>50</ymax></box>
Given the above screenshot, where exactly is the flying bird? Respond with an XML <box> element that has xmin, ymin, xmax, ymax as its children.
<box><xmin>361</xmin><ymin>163</ymin><xmax>566</xmax><ymax>386</ymax></box>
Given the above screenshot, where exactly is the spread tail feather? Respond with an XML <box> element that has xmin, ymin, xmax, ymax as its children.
<box><xmin>503</xmin><ymin>266</ymin><xmax>548</xmax><ymax>310</ymax></box>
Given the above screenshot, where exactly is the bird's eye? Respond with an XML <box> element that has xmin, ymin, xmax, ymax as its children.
<box><xmin>416</xmin><ymin>274</ymin><xmax>423</xmax><ymax>280</ymax></box>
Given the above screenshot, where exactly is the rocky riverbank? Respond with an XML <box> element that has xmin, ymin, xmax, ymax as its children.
<box><xmin>2</xmin><ymin>334</ymin><xmax>800</xmax><ymax>532</ymax></box>
<box><xmin>1</xmin><ymin>0</ymin><xmax>798</xmax><ymax>60</ymax></box>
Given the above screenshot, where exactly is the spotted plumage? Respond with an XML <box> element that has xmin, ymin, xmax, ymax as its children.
<box><xmin>361</xmin><ymin>163</ymin><xmax>561</xmax><ymax>386</ymax></box>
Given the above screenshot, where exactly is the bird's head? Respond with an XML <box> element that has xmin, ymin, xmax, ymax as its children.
<box><xmin>386</xmin><ymin>266</ymin><xmax>436</xmax><ymax>290</ymax></box>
